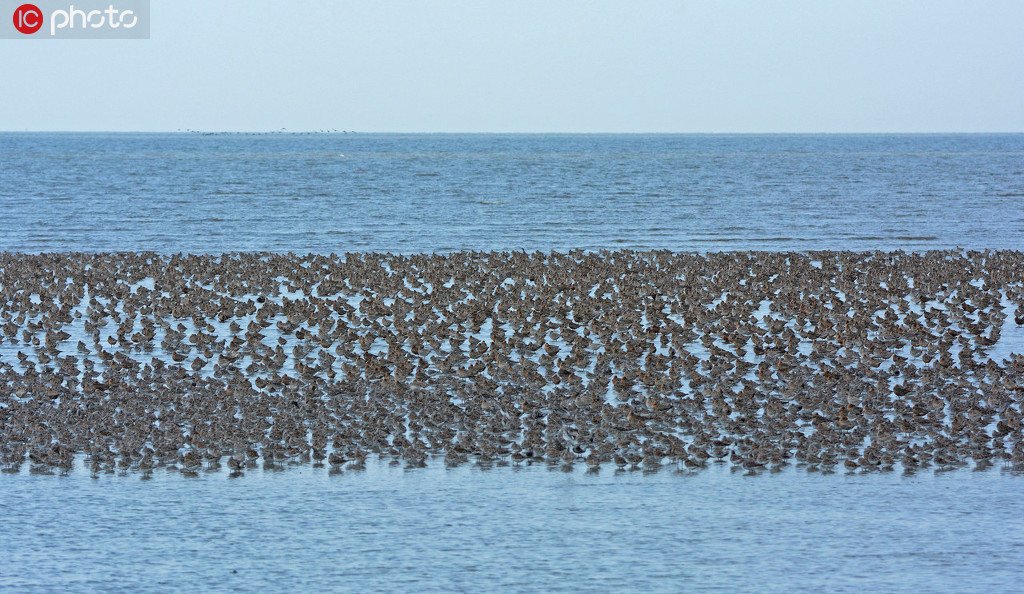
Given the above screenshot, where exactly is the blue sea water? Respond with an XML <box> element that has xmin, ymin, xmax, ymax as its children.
<box><xmin>2</xmin><ymin>463</ymin><xmax>1023</xmax><ymax>593</ymax></box>
<box><xmin>1</xmin><ymin>133</ymin><xmax>1024</xmax><ymax>593</ymax></box>
<box><xmin>0</xmin><ymin>133</ymin><xmax>1022</xmax><ymax>253</ymax></box>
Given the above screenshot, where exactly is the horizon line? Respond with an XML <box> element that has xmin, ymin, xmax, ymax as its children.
<box><xmin>3</xmin><ymin>130</ymin><xmax>1024</xmax><ymax>135</ymax></box>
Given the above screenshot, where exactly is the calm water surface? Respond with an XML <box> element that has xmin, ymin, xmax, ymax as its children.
<box><xmin>2</xmin><ymin>463</ymin><xmax>1023</xmax><ymax>593</ymax></box>
<box><xmin>2</xmin><ymin>133</ymin><xmax>1024</xmax><ymax>592</ymax></box>
<box><xmin>1</xmin><ymin>133</ymin><xmax>1022</xmax><ymax>253</ymax></box>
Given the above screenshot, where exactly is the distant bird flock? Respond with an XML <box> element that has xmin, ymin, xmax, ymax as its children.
<box><xmin>1</xmin><ymin>250</ymin><xmax>1023</xmax><ymax>477</ymax></box>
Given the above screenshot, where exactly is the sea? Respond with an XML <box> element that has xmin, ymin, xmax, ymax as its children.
<box><xmin>1</xmin><ymin>133</ymin><xmax>1023</xmax><ymax>593</ymax></box>
<box><xmin>1</xmin><ymin>133</ymin><xmax>1022</xmax><ymax>253</ymax></box>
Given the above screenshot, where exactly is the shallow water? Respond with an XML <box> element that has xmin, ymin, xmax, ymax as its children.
<box><xmin>3</xmin><ymin>133</ymin><xmax>1024</xmax><ymax>592</ymax></box>
<box><xmin>2</xmin><ymin>463</ymin><xmax>1023</xmax><ymax>593</ymax></box>
<box><xmin>1</xmin><ymin>133</ymin><xmax>1022</xmax><ymax>253</ymax></box>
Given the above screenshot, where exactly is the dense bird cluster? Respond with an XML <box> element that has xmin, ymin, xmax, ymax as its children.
<box><xmin>1</xmin><ymin>250</ymin><xmax>1023</xmax><ymax>478</ymax></box>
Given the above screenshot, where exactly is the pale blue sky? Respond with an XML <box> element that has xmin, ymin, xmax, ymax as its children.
<box><xmin>1</xmin><ymin>0</ymin><xmax>1022</xmax><ymax>132</ymax></box>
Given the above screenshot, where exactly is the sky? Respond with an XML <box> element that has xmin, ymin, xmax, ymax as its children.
<box><xmin>0</xmin><ymin>0</ymin><xmax>1022</xmax><ymax>132</ymax></box>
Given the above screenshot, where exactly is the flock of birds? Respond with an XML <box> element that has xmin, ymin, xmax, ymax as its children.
<box><xmin>1</xmin><ymin>250</ymin><xmax>1023</xmax><ymax>478</ymax></box>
